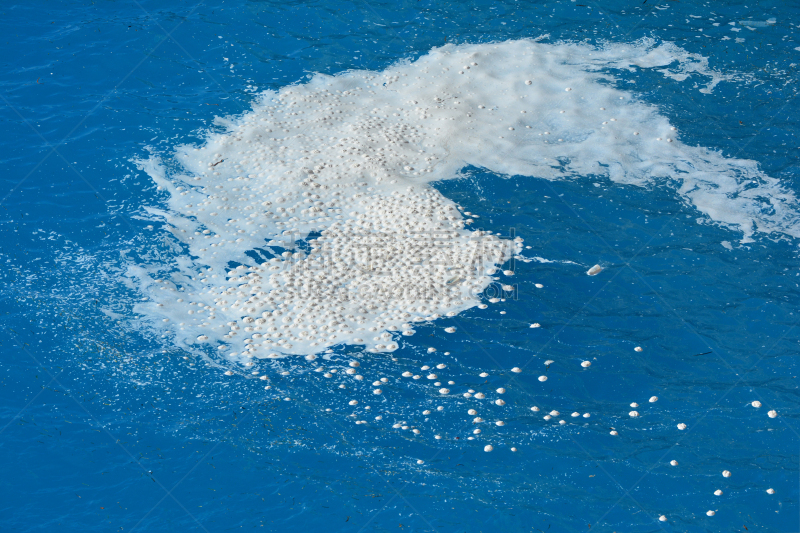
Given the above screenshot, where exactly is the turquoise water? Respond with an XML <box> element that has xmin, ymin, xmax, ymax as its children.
<box><xmin>1</xmin><ymin>1</ymin><xmax>799</xmax><ymax>531</ymax></box>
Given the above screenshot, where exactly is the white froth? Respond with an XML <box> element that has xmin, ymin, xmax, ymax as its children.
<box><xmin>133</xmin><ymin>38</ymin><xmax>794</xmax><ymax>361</ymax></box>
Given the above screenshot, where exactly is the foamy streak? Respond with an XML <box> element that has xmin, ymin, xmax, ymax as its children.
<box><xmin>135</xmin><ymin>38</ymin><xmax>797</xmax><ymax>360</ymax></box>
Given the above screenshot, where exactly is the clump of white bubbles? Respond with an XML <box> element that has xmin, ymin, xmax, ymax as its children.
<box><xmin>122</xmin><ymin>38</ymin><xmax>790</xmax><ymax>510</ymax></box>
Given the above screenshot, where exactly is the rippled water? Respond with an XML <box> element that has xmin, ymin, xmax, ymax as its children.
<box><xmin>1</xmin><ymin>1</ymin><xmax>799</xmax><ymax>531</ymax></box>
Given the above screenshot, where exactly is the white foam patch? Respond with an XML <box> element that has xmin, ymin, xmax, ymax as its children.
<box><xmin>133</xmin><ymin>38</ymin><xmax>798</xmax><ymax>362</ymax></box>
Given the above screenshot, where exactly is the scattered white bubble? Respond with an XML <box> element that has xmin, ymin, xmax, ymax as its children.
<box><xmin>714</xmin><ymin>489</ymin><xmax>723</xmax><ymax>496</ymax></box>
<box><xmin>751</xmin><ymin>401</ymin><xmax>762</xmax><ymax>408</ymax></box>
<box><xmin>530</xmin><ymin>323</ymin><xmax>541</xmax><ymax>328</ymax></box>
<box><xmin>677</xmin><ymin>423</ymin><xmax>687</xmax><ymax>430</ymax></box>
<box><xmin>538</xmin><ymin>376</ymin><xmax>548</xmax><ymax>382</ymax></box>
<box><xmin>649</xmin><ymin>396</ymin><xmax>658</xmax><ymax>403</ymax></box>
<box><xmin>581</xmin><ymin>361</ymin><xmax>591</xmax><ymax>368</ymax></box>
<box><xmin>670</xmin><ymin>460</ymin><xmax>678</xmax><ymax>466</ymax></box>
<box><xmin>706</xmin><ymin>510</ymin><xmax>715</xmax><ymax>517</ymax></box>
<box><xmin>484</xmin><ymin>445</ymin><xmax>494</xmax><ymax>452</ymax></box>
<box><xmin>511</xmin><ymin>367</ymin><xmax>521</xmax><ymax>373</ymax></box>
<box><xmin>722</xmin><ymin>470</ymin><xmax>731</xmax><ymax>478</ymax></box>
<box><xmin>768</xmin><ymin>410</ymin><xmax>777</xmax><ymax>418</ymax></box>
<box><xmin>767</xmin><ymin>488</ymin><xmax>775</xmax><ymax>495</ymax></box>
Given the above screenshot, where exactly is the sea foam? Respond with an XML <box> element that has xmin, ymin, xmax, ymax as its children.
<box><xmin>134</xmin><ymin>38</ymin><xmax>796</xmax><ymax>361</ymax></box>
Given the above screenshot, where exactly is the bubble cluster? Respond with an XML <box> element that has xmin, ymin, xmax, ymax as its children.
<box><xmin>126</xmin><ymin>38</ymin><xmax>787</xmax><ymax>522</ymax></box>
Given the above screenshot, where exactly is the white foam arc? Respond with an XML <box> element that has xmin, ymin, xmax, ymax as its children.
<box><xmin>134</xmin><ymin>38</ymin><xmax>797</xmax><ymax>362</ymax></box>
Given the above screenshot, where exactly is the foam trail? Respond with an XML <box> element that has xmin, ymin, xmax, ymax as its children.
<box><xmin>133</xmin><ymin>38</ymin><xmax>798</xmax><ymax>362</ymax></box>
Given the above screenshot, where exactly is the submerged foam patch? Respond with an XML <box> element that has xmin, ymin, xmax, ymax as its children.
<box><xmin>133</xmin><ymin>38</ymin><xmax>796</xmax><ymax>362</ymax></box>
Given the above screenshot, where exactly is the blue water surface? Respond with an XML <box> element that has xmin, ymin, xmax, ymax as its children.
<box><xmin>2</xmin><ymin>1</ymin><xmax>800</xmax><ymax>531</ymax></box>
